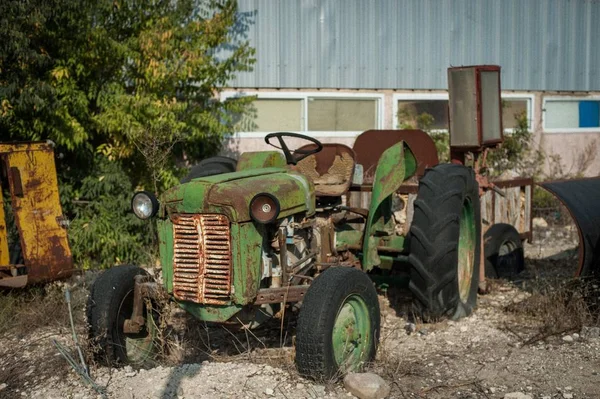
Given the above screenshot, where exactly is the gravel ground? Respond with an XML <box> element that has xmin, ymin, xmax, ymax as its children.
<box><xmin>1</xmin><ymin>225</ymin><xmax>599</xmax><ymax>399</ymax></box>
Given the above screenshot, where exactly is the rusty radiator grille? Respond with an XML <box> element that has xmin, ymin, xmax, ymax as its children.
<box><xmin>172</xmin><ymin>214</ymin><xmax>232</xmax><ymax>304</ymax></box>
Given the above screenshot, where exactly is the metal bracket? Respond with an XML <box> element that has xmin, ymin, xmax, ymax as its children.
<box><xmin>123</xmin><ymin>275</ymin><xmax>163</xmax><ymax>334</ymax></box>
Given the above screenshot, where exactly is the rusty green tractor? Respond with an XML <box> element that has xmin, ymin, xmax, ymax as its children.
<box><xmin>88</xmin><ymin>66</ymin><xmax>503</xmax><ymax>379</ymax></box>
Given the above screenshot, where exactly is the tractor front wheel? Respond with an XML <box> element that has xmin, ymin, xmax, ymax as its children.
<box><xmin>87</xmin><ymin>265</ymin><xmax>160</xmax><ymax>367</ymax></box>
<box><xmin>295</xmin><ymin>267</ymin><xmax>380</xmax><ymax>380</ymax></box>
<box><xmin>408</xmin><ymin>164</ymin><xmax>481</xmax><ymax>321</ymax></box>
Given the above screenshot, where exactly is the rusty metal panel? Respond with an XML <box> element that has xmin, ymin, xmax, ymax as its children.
<box><xmin>2</xmin><ymin>142</ymin><xmax>73</xmax><ymax>283</ymax></box>
<box><xmin>353</xmin><ymin>130</ymin><xmax>438</xmax><ymax>183</ymax></box>
<box><xmin>172</xmin><ymin>214</ymin><xmax>232</xmax><ymax>304</ymax></box>
<box><xmin>540</xmin><ymin>178</ymin><xmax>600</xmax><ymax>277</ymax></box>
<box><xmin>0</xmin><ymin>188</ymin><xmax>8</xmax><ymax>266</ymax></box>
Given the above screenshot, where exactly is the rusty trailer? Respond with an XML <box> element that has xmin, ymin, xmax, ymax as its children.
<box><xmin>0</xmin><ymin>141</ymin><xmax>73</xmax><ymax>288</ymax></box>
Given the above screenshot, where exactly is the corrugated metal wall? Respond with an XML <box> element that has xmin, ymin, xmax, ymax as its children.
<box><xmin>229</xmin><ymin>0</ymin><xmax>600</xmax><ymax>91</ymax></box>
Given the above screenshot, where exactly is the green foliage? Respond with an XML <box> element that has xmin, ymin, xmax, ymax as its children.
<box><xmin>486</xmin><ymin>112</ymin><xmax>543</xmax><ymax>178</ymax></box>
<box><xmin>398</xmin><ymin>108</ymin><xmax>435</xmax><ymax>131</ymax></box>
<box><xmin>398</xmin><ymin>108</ymin><xmax>450</xmax><ymax>163</ymax></box>
<box><xmin>67</xmin><ymin>157</ymin><xmax>155</xmax><ymax>269</ymax></box>
<box><xmin>0</xmin><ymin>0</ymin><xmax>255</xmax><ymax>268</ymax></box>
<box><xmin>430</xmin><ymin>132</ymin><xmax>450</xmax><ymax>163</ymax></box>
<box><xmin>532</xmin><ymin>186</ymin><xmax>558</xmax><ymax>210</ymax></box>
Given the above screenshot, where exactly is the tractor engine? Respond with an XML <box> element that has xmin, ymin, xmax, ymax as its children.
<box><xmin>260</xmin><ymin>215</ymin><xmax>316</xmax><ymax>289</ymax></box>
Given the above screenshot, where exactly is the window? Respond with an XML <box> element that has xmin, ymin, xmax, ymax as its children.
<box><xmin>544</xmin><ymin>98</ymin><xmax>600</xmax><ymax>130</ymax></box>
<box><xmin>307</xmin><ymin>98</ymin><xmax>377</xmax><ymax>131</ymax></box>
<box><xmin>397</xmin><ymin>100</ymin><xmax>449</xmax><ymax>130</ymax></box>
<box><xmin>394</xmin><ymin>94</ymin><xmax>533</xmax><ymax>132</ymax></box>
<box><xmin>222</xmin><ymin>92</ymin><xmax>383</xmax><ymax>135</ymax></box>
<box><xmin>502</xmin><ymin>99</ymin><xmax>528</xmax><ymax>129</ymax></box>
<box><xmin>237</xmin><ymin>99</ymin><xmax>303</xmax><ymax>132</ymax></box>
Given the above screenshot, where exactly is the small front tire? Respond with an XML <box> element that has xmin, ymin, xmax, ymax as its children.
<box><xmin>87</xmin><ymin>265</ymin><xmax>159</xmax><ymax>367</ymax></box>
<box><xmin>295</xmin><ymin>267</ymin><xmax>380</xmax><ymax>381</ymax></box>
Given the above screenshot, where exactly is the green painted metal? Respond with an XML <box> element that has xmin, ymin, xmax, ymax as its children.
<box><xmin>362</xmin><ymin>143</ymin><xmax>417</xmax><ymax>270</ymax></box>
<box><xmin>335</xmin><ymin>226</ymin><xmax>363</xmax><ymax>249</ymax></box>
<box><xmin>155</xmin><ymin>140</ymin><xmax>422</xmax><ymax>325</ymax></box>
<box><xmin>379</xmin><ymin>235</ymin><xmax>406</xmax><ymax>253</ymax></box>
<box><xmin>332</xmin><ymin>294</ymin><xmax>372</xmax><ymax>372</ymax></box>
<box><xmin>369</xmin><ymin>273</ymin><xmax>411</xmax><ymax>290</ymax></box>
<box><xmin>178</xmin><ymin>301</ymin><xmax>243</xmax><ymax>323</ymax></box>
<box><xmin>124</xmin><ymin>309</ymin><xmax>158</xmax><ymax>364</ymax></box>
<box><xmin>157</xmin><ymin>219</ymin><xmax>173</xmax><ymax>294</ymax></box>
<box><xmin>161</xmin><ymin>168</ymin><xmax>314</xmax><ymax>222</ymax></box>
<box><xmin>236</xmin><ymin>151</ymin><xmax>286</xmax><ymax>171</ymax></box>
<box><xmin>457</xmin><ymin>198</ymin><xmax>476</xmax><ymax>302</ymax></box>
<box><xmin>230</xmin><ymin>222</ymin><xmax>263</xmax><ymax>305</ymax></box>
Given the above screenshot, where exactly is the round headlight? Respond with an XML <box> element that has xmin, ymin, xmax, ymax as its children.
<box><xmin>249</xmin><ymin>193</ymin><xmax>280</xmax><ymax>224</ymax></box>
<box><xmin>131</xmin><ymin>191</ymin><xmax>159</xmax><ymax>220</ymax></box>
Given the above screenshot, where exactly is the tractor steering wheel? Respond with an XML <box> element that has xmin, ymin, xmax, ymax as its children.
<box><xmin>264</xmin><ymin>132</ymin><xmax>323</xmax><ymax>165</ymax></box>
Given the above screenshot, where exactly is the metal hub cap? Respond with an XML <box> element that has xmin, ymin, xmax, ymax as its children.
<box><xmin>457</xmin><ymin>199</ymin><xmax>476</xmax><ymax>302</ymax></box>
<box><xmin>332</xmin><ymin>294</ymin><xmax>371</xmax><ymax>372</ymax></box>
<box><xmin>118</xmin><ymin>291</ymin><xmax>156</xmax><ymax>364</ymax></box>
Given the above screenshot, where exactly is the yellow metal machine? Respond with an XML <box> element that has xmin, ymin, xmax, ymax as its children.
<box><xmin>0</xmin><ymin>141</ymin><xmax>73</xmax><ymax>288</ymax></box>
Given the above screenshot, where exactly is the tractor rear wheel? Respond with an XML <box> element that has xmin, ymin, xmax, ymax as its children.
<box><xmin>87</xmin><ymin>265</ymin><xmax>159</xmax><ymax>367</ymax></box>
<box><xmin>295</xmin><ymin>267</ymin><xmax>380</xmax><ymax>380</ymax></box>
<box><xmin>408</xmin><ymin>164</ymin><xmax>481</xmax><ymax>321</ymax></box>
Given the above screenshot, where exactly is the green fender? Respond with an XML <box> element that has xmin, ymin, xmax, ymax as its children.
<box><xmin>362</xmin><ymin>141</ymin><xmax>417</xmax><ymax>271</ymax></box>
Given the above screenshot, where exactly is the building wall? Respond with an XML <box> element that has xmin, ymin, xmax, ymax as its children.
<box><xmin>220</xmin><ymin>1</ymin><xmax>600</xmax><ymax>177</ymax></box>
<box><xmin>230</xmin><ymin>0</ymin><xmax>600</xmax><ymax>91</ymax></box>
<box><xmin>220</xmin><ymin>88</ymin><xmax>600</xmax><ymax>177</ymax></box>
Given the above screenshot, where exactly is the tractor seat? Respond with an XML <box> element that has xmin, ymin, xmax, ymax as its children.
<box><xmin>291</xmin><ymin>143</ymin><xmax>356</xmax><ymax>198</ymax></box>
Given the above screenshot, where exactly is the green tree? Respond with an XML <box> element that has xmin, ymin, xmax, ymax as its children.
<box><xmin>0</xmin><ymin>0</ymin><xmax>255</xmax><ymax>268</ymax></box>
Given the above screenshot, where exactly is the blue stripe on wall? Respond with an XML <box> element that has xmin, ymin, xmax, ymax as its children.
<box><xmin>579</xmin><ymin>101</ymin><xmax>600</xmax><ymax>127</ymax></box>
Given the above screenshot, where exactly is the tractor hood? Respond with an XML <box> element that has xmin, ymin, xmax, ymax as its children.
<box><xmin>162</xmin><ymin>167</ymin><xmax>315</xmax><ymax>222</ymax></box>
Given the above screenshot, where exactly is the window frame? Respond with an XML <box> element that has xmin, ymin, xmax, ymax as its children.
<box><xmin>542</xmin><ymin>96</ymin><xmax>600</xmax><ymax>134</ymax></box>
<box><xmin>220</xmin><ymin>91</ymin><xmax>385</xmax><ymax>138</ymax></box>
<box><xmin>392</xmin><ymin>92</ymin><xmax>534</xmax><ymax>134</ymax></box>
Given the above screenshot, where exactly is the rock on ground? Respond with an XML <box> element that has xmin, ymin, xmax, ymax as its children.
<box><xmin>343</xmin><ymin>372</ymin><xmax>390</xmax><ymax>399</ymax></box>
<box><xmin>504</xmin><ymin>393</ymin><xmax>533</xmax><ymax>399</ymax></box>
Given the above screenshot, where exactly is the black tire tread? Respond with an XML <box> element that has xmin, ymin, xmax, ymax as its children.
<box><xmin>408</xmin><ymin>164</ymin><xmax>481</xmax><ymax>321</ymax></box>
<box><xmin>181</xmin><ymin>156</ymin><xmax>237</xmax><ymax>183</ymax></box>
<box><xmin>295</xmin><ymin>267</ymin><xmax>380</xmax><ymax>381</ymax></box>
<box><xmin>87</xmin><ymin>265</ymin><xmax>149</xmax><ymax>365</ymax></box>
<box><xmin>484</xmin><ymin>223</ymin><xmax>525</xmax><ymax>279</ymax></box>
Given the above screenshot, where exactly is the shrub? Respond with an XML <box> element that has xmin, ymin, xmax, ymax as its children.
<box><xmin>66</xmin><ymin>157</ymin><xmax>155</xmax><ymax>269</ymax></box>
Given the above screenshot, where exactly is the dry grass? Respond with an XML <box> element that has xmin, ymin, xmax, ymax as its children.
<box><xmin>504</xmin><ymin>277</ymin><xmax>600</xmax><ymax>344</ymax></box>
<box><xmin>0</xmin><ymin>283</ymin><xmax>84</xmax><ymax>337</ymax></box>
<box><xmin>159</xmin><ymin>304</ymin><xmax>299</xmax><ymax>374</ymax></box>
<box><xmin>0</xmin><ymin>276</ymin><xmax>93</xmax><ymax>398</ymax></box>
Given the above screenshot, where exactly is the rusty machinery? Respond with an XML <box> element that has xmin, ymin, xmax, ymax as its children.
<box><xmin>0</xmin><ymin>141</ymin><xmax>73</xmax><ymax>288</ymax></box>
<box><xmin>347</xmin><ymin>66</ymin><xmax>533</xmax><ymax>289</ymax></box>
<box><xmin>87</xmin><ymin>65</ymin><xmax>512</xmax><ymax>380</ymax></box>
<box><xmin>539</xmin><ymin>178</ymin><xmax>600</xmax><ymax>278</ymax></box>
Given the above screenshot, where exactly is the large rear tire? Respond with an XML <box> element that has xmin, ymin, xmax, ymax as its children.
<box><xmin>87</xmin><ymin>265</ymin><xmax>159</xmax><ymax>367</ymax></box>
<box><xmin>408</xmin><ymin>164</ymin><xmax>481</xmax><ymax>321</ymax></box>
<box><xmin>295</xmin><ymin>267</ymin><xmax>380</xmax><ymax>381</ymax></box>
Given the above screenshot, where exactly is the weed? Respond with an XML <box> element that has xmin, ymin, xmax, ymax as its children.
<box><xmin>504</xmin><ymin>277</ymin><xmax>600</xmax><ymax>344</ymax></box>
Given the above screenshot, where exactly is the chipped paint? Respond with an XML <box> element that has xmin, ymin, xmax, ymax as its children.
<box><xmin>0</xmin><ymin>142</ymin><xmax>73</xmax><ymax>285</ymax></box>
